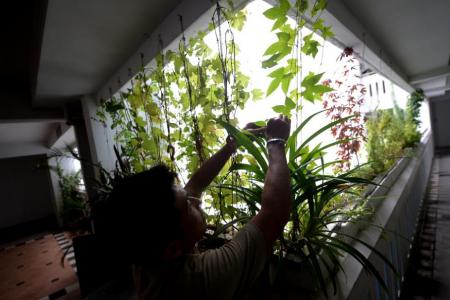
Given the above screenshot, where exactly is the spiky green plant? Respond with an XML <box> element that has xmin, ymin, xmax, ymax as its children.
<box><xmin>217</xmin><ymin>111</ymin><xmax>396</xmax><ymax>297</ymax></box>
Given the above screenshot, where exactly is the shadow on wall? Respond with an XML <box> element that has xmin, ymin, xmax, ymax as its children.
<box><xmin>0</xmin><ymin>154</ymin><xmax>57</xmax><ymax>244</ymax></box>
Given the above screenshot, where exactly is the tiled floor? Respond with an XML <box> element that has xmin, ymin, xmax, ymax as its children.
<box><xmin>0</xmin><ymin>232</ymin><xmax>80</xmax><ymax>300</ymax></box>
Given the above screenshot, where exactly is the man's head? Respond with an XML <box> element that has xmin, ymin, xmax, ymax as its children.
<box><xmin>94</xmin><ymin>165</ymin><xmax>206</xmax><ymax>266</ymax></box>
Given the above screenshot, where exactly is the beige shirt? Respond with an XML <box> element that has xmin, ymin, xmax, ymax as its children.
<box><xmin>133</xmin><ymin>223</ymin><xmax>267</xmax><ymax>300</ymax></box>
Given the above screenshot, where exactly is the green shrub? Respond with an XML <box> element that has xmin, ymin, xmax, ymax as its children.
<box><xmin>56</xmin><ymin>166</ymin><xmax>87</xmax><ymax>227</ymax></box>
<box><xmin>404</xmin><ymin>89</ymin><xmax>425</xmax><ymax>147</ymax></box>
<box><xmin>366</xmin><ymin>107</ymin><xmax>406</xmax><ymax>175</ymax></box>
<box><xmin>365</xmin><ymin>90</ymin><xmax>424</xmax><ymax>177</ymax></box>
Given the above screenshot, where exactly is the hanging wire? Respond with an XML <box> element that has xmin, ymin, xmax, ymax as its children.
<box><xmin>212</xmin><ymin>2</ymin><xmax>238</xmax><ymax>123</ymax></box>
<box><xmin>212</xmin><ymin>3</ymin><xmax>242</xmax><ymax>216</ymax></box>
<box><xmin>158</xmin><ymin>35</ymin><xmax>176</xmax><ymax>163</ymax></box>
<box><xmin>178</xmin><ymin>15</ymin><xmax>205</xmax><ymax>164</ymax></box>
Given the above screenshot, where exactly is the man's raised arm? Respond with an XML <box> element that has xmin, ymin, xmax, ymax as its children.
<box><xmin>251</xmin><ymin>116</ymin><xmax>292</xmax><ymax>252</ymax></box>
<box><xmin>184</xmin><ymin>136</ymin><xmax>236</xmax><ymax>198</ymax></box>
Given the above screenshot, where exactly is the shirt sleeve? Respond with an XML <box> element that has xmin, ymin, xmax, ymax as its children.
<box><xmin>201</xmin><ymin>223</ymin><xmax>267</xmax><ymax>300</ymax></box>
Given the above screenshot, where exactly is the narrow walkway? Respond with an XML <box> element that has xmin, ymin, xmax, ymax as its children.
<box><xmin>401</xmin><ymin>154</ymin><xmax>450</xmax><ymax>299</ymax></box>
<box><xmin>432</xmin><ymin>154</ymin><xmax>450</xmax><ymax>299</ymax></box>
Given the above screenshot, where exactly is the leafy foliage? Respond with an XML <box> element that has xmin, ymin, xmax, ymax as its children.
<box><xmin>364</xmin><ymin>89</ymin><xmax>424</xmax><ymax>178</ymax></box>
<box><xmin>93</xmin><ymin>0</ymin><xmax>396</xmax><ymax>296</ymax></box>
<box><xmin>219</xmin><ymin>112</ymin><xmax>394</xmax><ymax>296</ymax></box>
<box><xmin>261</xmin><ymin>0</ymin><xmax>334</xmax><ymax>117</ymax></box>
<box><xmin>96</xmin><ymin>5</ymin><xmax>256</xmax><ymax>177</ymax></box>
<box><xmin>95</xmin><ymin>3</ymin><xmax>263</xmax><ymax>226</ymax></box>
<box><xmin>322</xmin><ymin>48</ymin><xmax>367</xmax><ymax>171</ymax></box>
<box><xmin>55</xmin><ymin>163</ymin><xmax>88</xmax><ymax>228</ymax></box>
<box><xmin>404</xmin><ymin>89</ymin><xmax>425</xmax><ymax>147</ymax></box>
<box><xmin>365</xmin><ymin>106</ymin><xmax>407</xmax><ymax>175</ymax></box>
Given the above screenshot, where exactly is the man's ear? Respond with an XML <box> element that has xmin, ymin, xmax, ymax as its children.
<box><xmin>162</xmin><ymin>240</ymin><xmax>183</xmax><ymax>261</ymax></box>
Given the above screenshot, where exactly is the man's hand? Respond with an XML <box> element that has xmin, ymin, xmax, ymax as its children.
<box><xmin>265</xmin><ymin>115</ymin><xmax>290</xmax><ymax>141</ymax></box>
<box><xmin>243</xmin><ymin>123</ymin><xmax>266</xmax><ymax>137</ymax></box>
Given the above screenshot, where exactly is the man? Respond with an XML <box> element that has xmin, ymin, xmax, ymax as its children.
<box><xmin>95</xmin><ymin>115</ymin><xmax>291</xmax><ymax>299</ymax></box>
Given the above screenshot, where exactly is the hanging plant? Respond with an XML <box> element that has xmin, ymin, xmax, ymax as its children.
<box><xmin>262</xmin><ymin>0</ymin><xmax>334</xmax><ymax>120</ymax></box>
<box><xmin>322</xmin><ymin>47</ymin><xmax>367</xmax><ymax>171</ymax></box>
<box><xmin>96</xmin><ymin>2</ymin><xmax>261</xmax><ymax>226</ymax></box>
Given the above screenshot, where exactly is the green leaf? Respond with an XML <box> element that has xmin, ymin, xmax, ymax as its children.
<box><xmin>266</xmin><ymin>78</ymin><xmax>281</xmax><ymax>96</ymax></box>
<box><xmin>262</xmin><ymin>53</ymin><xmax>281</xmax><ymax>69</ymax></box>
<box><xmin>272</xmin><ymin>105</ymin><xmax>285</xmax><ymax>113</ymax></box>
<box><xmin>286</xmin><ymin>110</ymin><xmax>325</xmax><ymax>161</ymax></box>
<box><xmin>272</xmin><ymin>16</ymin><xmax>287</xmax><ymax>31</ymax></box>
<box><xmin>321</xmin><ymin>26</ymin><xmax>334</xmax><ymax>39</ymax></box>
<box><xmin>287</xmin><ymin>58</ymin><xmax>298</xmax><ymax>74</ymax></box>
<box><xmin>312</xmin><ymin>18</ymin><xmax>325</xmax><ymax>32</ymax></box>
<box><xmin>302</xmin><ymin>72</ymin><xmax>324</xmax><ymax>88</ymax></box>
<box><xmin>313</xmin><ymin>19</ymin><xmax>334</xmax><ymax>39</ymax></box>
<box><xmin>284</xmin><ymin>97</ymin><xmax>296</xmax><ymax>110</ymax></box>
<box><xmin>263</xmin><ymin>7</ymin><xmax>282</xmax><ymax>20</ymax></box>
<box><xmin>218</xmin><ymin>119</ymin><xmax>268</xmax><ymax>172</ymax></box>
<box><xmin>272</xmin><ymin>105</ymin><xmax>289</xmax><ymax>115</ymax></box>
<box><xmin>312</xmin><ymin>0</ymin><xmax>328</xmax><ymax>16</ymax></box>
<box><xmin>230</xmin><ymin>11</ymin><xmax>246</xmax><ymax>31</ymax></box>
<box><xmin>276</xmin><ymin>32</ymin><xmax>291</xmax><ymax>43</ymax></box>
<box><xmin>263</xmin><ymin>42</ymin><xmax>288</xmax><ymax>56</ymax></box>
<box><xmin>251</xmin><ymin>89</ymin><xmax>264</xmax><ymax>101</ymax></box>
<box><xmin>301</xmin><ymin>34</ymin><xmax>320</xmax><ymax>58</ymax></box>
<box><xmin>268</xmin><ymin>67</ymin><xmax>285</xmax><ymax>79</ymax></box>
<box><xmin>254</xmin><ymin>120</ymin><xmax>267</xmax><ymax>127</ymax></box>
<box><xmin>295</xmin><ymin>0</ymin><xmax>308</xmax><ymax>13</ymax></box>
<box><xmin>279</xmin><ymin>0</ymin><xmax>291</xmax><ymax>11</ymax></box>
<box><xmin>281</xmin><ymin>75</ymin><xmax>292</xmax><ymax>94</ymax></box>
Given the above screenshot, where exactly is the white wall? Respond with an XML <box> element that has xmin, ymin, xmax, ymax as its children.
<box><xmin>82</xmin><ymin>95</ymin><xmax>116</xmax><ymax>173</ymax></box>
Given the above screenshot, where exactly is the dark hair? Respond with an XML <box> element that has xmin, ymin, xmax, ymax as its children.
<box><xmin>93</xmin><ymin>165</ymin><xmax>181</xmax><ymax>266</ymax></box>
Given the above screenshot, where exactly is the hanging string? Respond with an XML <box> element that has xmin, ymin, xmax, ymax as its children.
<box><xmin>137</xmin><ymin>53</ymin><xmax>162</xmax><ymax>162</ymax></box>
<box><xmin>212</xmin><ymin>2</ymin><xmax>238</xmax><ymax>123</ymax></box>
<box><xmin>104</xmin><ymin>87</ymin><xmax>117</xmax><ymax>165</ymax></box>
<box><xmin>179</xmin><ymin>15</ymin><xmax>205</xmax><ymax>164</ymax></box>
<box><xmin>212</xmin><ymin>3</ymin><xmax>241</xmax><ymax>216</ymax></box>
<box><xmin>158</xmin><ymin>35</ymin><xmax>176</xmax><ymax>162</ymax></box>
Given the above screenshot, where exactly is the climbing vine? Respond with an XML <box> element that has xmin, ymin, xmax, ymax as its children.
<box><xmin>97</xmin><ymin>4</ymin><xmax>254</xmax><ymax>176</ymax></box>
<box><xmin>96</xmin><ymin>2</ymin><xmax>260</xmax><ymax>224</ymax></box>
<box><xmin>262</xmin><ymin>0</ymin><xmax>334</xmax><ymax>119</ymax></box>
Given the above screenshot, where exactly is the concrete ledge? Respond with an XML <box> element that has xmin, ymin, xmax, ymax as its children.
<box><xmin>328</xmin><ymin>133</ymin><xmax>434</xmax><ymax>299</ymax></box>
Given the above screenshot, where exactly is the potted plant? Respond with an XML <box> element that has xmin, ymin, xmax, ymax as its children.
<box><xmin>218</xmin><ymin>110</ymin><xmax>396</xmax><ymax>298</ymax></box>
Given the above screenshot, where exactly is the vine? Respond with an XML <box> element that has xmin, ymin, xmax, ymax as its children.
<box><xmin>262</xmin><ymin>0</ymin><xmax>334</xmax><ymax>119</ymax></box>
<box><xmin>97</xmin><ymin>2</ymin><xmax>256</xmax><ymax>223</ymax></box>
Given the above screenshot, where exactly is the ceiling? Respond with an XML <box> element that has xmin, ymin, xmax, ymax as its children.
<box><xmin>30</xmin><ymin>0</ymin><xmax>450</xmax><ymax>106</ymax></box>
<box><xmin>340</xmin><ymin>0</ymin><xmax>450</xmax><ymax>97</ymax></box>
<box><xmin>36</xmin><ymin>0</ymin><xmax>182</xmax><ymax>106</ymax></box>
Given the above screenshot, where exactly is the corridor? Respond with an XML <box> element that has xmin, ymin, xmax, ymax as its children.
<box><xmin>402</xmin><ymin>154</ymin><xmax>450</xmax><ymax>299</ymax></box>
